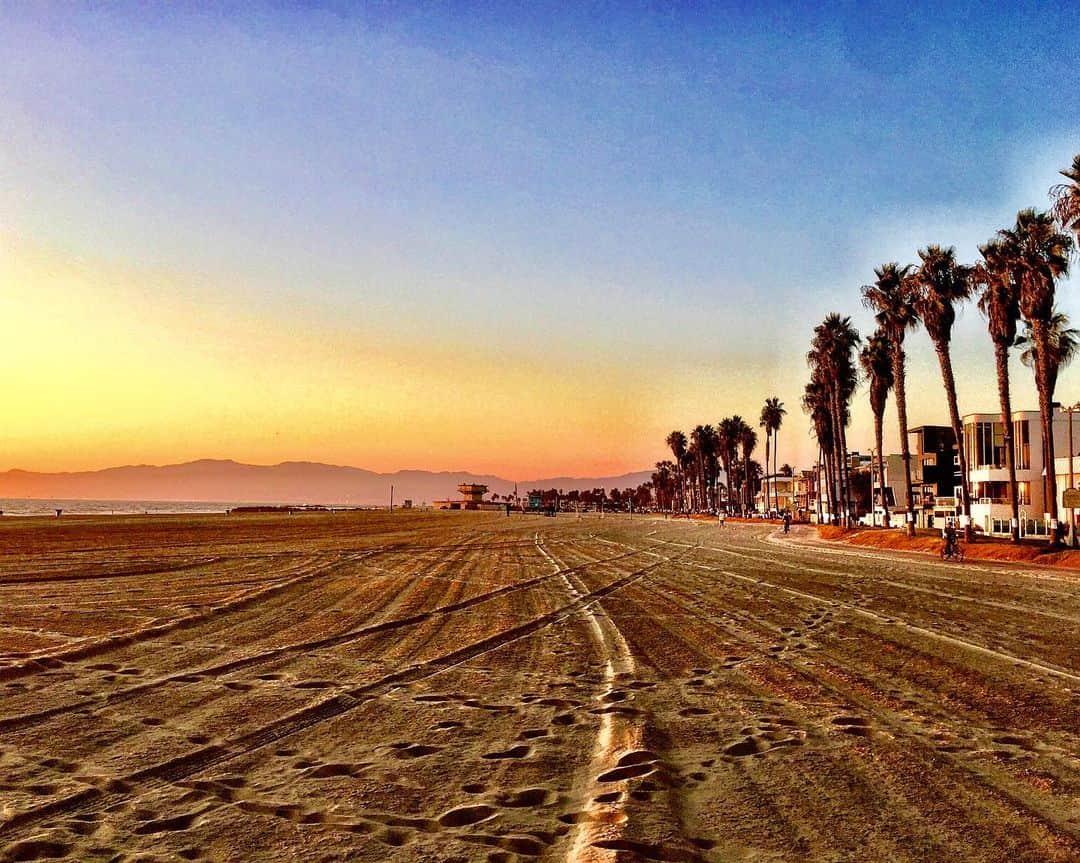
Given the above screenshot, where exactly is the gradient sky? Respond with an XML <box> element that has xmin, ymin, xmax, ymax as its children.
<box><xmin>2</xmin><ymin>2</ymin><xmax>1078</xmax><ymax>478</ymax></box>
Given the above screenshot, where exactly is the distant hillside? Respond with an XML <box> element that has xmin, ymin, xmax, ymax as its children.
<box><xmin>0</xmin><ymin>460</ymin><xmax>655</xmax><ymax>506</ymax></box>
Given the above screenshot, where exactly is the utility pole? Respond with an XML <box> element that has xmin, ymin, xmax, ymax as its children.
<box><xmin>1067</xmin><ymin>404</ymin><xmax>1079</xmax><ymax>547</ymax></box>
<box><xmin>389</xmin><ymin>484</ymin><xmax>394</xmax><ymax>513</ymax></box>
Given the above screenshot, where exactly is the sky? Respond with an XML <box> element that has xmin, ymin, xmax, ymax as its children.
<box><xmin>1</xmin><ymin>2</ymin><xmax>1078</xmax><ymax>478</ymax></box>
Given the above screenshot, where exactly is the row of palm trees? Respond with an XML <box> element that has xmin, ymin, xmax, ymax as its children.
<box><xmin>807</xmin><ymin>154</ymin><xmax>1080</xmax><ymax>544</ymax></box>
<box><xmin>657</xmin><ymin>405</ymin><xmax>789</xmax><ymax>515</ymax></box>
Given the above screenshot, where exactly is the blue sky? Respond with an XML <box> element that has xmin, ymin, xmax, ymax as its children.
<box><xmin>1</xmin><ymin>2</ymin><xmax>1078</xmax><ymax>473</ymax></box>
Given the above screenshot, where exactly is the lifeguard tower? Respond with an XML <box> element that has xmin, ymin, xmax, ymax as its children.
<box><xmin>457</xmin><ymin>483</ymin><xmax>488</xmax><ymax>510</ymax></box>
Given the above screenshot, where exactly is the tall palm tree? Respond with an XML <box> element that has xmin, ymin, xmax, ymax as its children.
<box><xmin>760</xmin><ymin>397</ymin><xmax>786</xmax><ymax>514</ymax></box>
<box><xmin>859</xmin><ymin>328</ymin><xmax>894</xmax><ymax>528</ymax></box>
<box><xmin>680</xmin><ymin>450</ymin><xmax>696</xmax><ymax>513</ymax></box>
<box><xmin>1050</xmin><ymin>153</ymin><xmax>1080</xmax><ymax>244</ymax></box>
<box><xmin>666</xmin><ymin>430</ymin><xmax>688</xmax><ymax>514</ymax></box>
<box><xmin>739</xmin><ymin>423</ymin><xmax>757</xmax><ymax>514</ymax></box>
<box><xmin>717</xmin><ymin>416</ymin><xmax>742</xmax><ymax>512</ymax></box>
<box><xmin>771</xmin><ymin>400</ymin><xmax>786</xmax><ymax>512</ymax></box>
<box><xmin>809</xmin><ymin>315</ymin><xmax>860</xmax><ymax>525</ymax></box>
<box><xmin>974</xmin><ymin>239</ymin><xmax>1022</xmax><ymax>542</ymax></box>
<box><xmin>651</xmin><ymin>460</ymin><xmax>676</xmax><ymax>512</ymax></box>
<box><xmin>863</xmin><ymin>263</ymin><xmax>919</xmax><ymax>536</ymax></box>
<box><xmin>759</xmin><ymin>404</ymin><xmax>772</xmax><ymax>515</ymax></box>
<box><xmin>1018</xmin><ymin>309</ymin><xmax>1080</xmax><ymax>542</ymax></box>
<box><xmin>914</xmin><ymin>244</ymin><xmax>975</xmax><ymax>539</ymax></box>
<box><xmin>700</xmin><ymin>424</ymin><xmax>721</xmax><ymax>510</ymax></box>
<box><xmin>688</xmin><ymin>425</ymin><xmax>719</xmax><ymax>512</ymax></box>
<box><xmin>803</xmin><ymin>379</ymin><xmax>835</xmax><ymax>523</ymax></box>
<box><xmin>1000</xmin><ymin>209</ymin><xmax>1073</xmax><ymax>544</ymax></box>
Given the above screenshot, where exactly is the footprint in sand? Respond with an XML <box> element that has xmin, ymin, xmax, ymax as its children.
<box><xmin>392</xmin><ymin>743</ymin><xmax>442</xmax><ymax>759</ymax></box>
<box><xmin>597</xmin><ymin>750</ymin><xmax>659</xmax><ymax>782</ymax></box>
<box><xmin>482</xmin><ymin>745</ymin><xmax>531</xmax><ymax>760</ymax></box>
<box><xmin>438</xmin><ymin>804</ymin><xmax>498</xmax><ymax>827</ymax></box>
<box><xmin>831</xmin><ymin>716</ymin><xmax>871</xmax><ymax>737</ymax></box>
<box><xmin>494</xmin><ymin>787</ymin><xmax>556</xmax><ymax>808</ymax></box>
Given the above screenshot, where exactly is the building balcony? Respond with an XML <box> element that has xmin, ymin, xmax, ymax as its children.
<box><xmin>969</xmin><ymin>467</ymin><xmax>1040</xmax><ymax>483</ymax></box>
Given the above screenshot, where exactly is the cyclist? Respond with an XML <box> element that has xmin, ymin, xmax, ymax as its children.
<box><xmin>942</xmin><ymin>520</ymin><xmax>959</xmax><ymax>559</ymax></box>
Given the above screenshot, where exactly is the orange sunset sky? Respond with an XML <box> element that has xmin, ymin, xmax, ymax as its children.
<box><xmin>2</xmin><ymin>6</ymin><xmax>1077</xmax><ymax>479</ymax></box>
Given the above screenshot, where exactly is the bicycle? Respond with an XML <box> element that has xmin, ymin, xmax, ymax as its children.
<box><xmin>940</xmin><ymin>539</ymin><xmax>965</xmax><ymax>562</ymax></box>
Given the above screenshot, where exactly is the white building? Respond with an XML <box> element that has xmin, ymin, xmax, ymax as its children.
<box><xmin>754</xmin><ymin>473</ymin><xmax>797</xmax><ymax>515</ymax></box>
<box><xmin>963</xmin><ymin>406</ymin><xmax>1078</xmax><ymax>537</ymax></box>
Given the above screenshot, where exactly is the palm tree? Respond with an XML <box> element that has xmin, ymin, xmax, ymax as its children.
<box><xmin>859</xmin><ymin>328</ymin><xmax>894</xmax><ymax>528</ymax></box>
<box><xmin>1016</xmin><ymin>309</ymin><xmax>1080</xmax><ymax>395</ymax></box>
<box><xmin>1050</xmin><ymin>153</ymin><xmax>1080</xmax><ymax>243</ymax></box>
<box><xmin>699</xmin><ymin>424</ymin><xmax>721</xmax><ymax>510</ymax></box>
<box><xmin>974</xmin><ymin>239</ymin><xmax>1022</xmax><ymax>542</ymax></box>
<box><xmin>803</xmin><ymin>379</ymin><xmax>835</xmax><ymax>523</ymax></box>
<box><xmin>760</xmin><ymin>397</ymin><xmax>786</xmax><ymax>514</ymax></box>
<box><xmin>914</xmin><ymin>244</ymin><xmax>975</xmax><ymax>539</ymax></box>
<box><xmin>1018</xmin><ymin>309</ymin><xmax>1080</xmax><ymax>543</ymax></box>
<box><xmin>863</xmin><ymin>263</ymin><xmax>919</xmax><ymax>536</ymax></box>
<box><xmin>680</xmin><ymin>450</ymin><xmax>696</xmax><ymax>513</ymax></box>
<box><xmin>689</xmin><ymin>425</ymin><xmax>719</xmax><ymax>512</ymax></box>
<box><xmin>651</xmin><ymin>460</ymin><xmax>676</xmax><ymax>512</ymax></box>
<box><xmin>717</xmin><ymin>416</ymin><xmax>743</xmax><ymax>512</ymax></box>
<box><xmin>739</xmin><ymin>423</ymin><xmax>757</xmax><ymax>514</ymax></box>
<box><xmin>809</xmin><ymin>315</ymin><xmax>861</xmax><ymax>525</ymax></box>
<box><xmin>1000</xmin><ymin>209</ymin><xmax>1073</xmax><ymax>544</ymax></box>
<box><xmin>759</xmin><ymin>404</ymin><xmax>772</xmax><ymax>516</ymax></box>
<box><xmin>666</xmin><ymin>430</ymin><xmax>688</xmax><ymax>513</ymax></box>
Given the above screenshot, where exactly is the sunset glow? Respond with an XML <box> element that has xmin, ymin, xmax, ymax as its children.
<box><xmin>2</xmin><ymin>4</ymin><xmax>1077</xmax><ymax>478</ymax></box>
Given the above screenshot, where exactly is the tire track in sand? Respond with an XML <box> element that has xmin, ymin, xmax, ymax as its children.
<box><xmin>534</xmin><ymin>533</ymin><xmax>641</xmax><ymax>863</ymax></box>
<box><xmin>0</xmin><ymin>542</ymin><xmax>679</xmax><ymax>839</ymax></box>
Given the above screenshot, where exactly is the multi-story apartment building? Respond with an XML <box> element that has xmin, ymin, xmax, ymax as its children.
<box><xmin>756</xmin><ymin>475</ymin><xmax>799</xmax><ymax>516</ymax></box>
<box><xmin>810</xmin><ymin>451</ymin><xmax>873</xmax><ymax>523</ymax></box>
<box><xmin>876</xmin><ymin>426</ymin><xmax>959</xmax><ymax>528</ymax></box>
<box><xmin>960</xmin><ymin>408</ymin><xmax>1080</xmax><ymax>537</ymax></box>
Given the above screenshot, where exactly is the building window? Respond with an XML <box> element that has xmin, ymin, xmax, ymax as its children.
<box><xmin>1017</xmin><ymin>481</ymin><xmax>1031</xmax><ymax>505</ymax></box>
<box><xmin>967</xmin><ymin>421</ymin><xmax>1007</xmax><ymax>469</ymax></box>
<box><xmin>1014</xmin><ymin>420</ymin><xmax>1030</xmax><ymax>470</ymax></box>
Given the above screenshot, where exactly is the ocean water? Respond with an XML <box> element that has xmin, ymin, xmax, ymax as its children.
<box><xmin>0</xmin><ymin>498</ymin><xmax>244</xmax><ymax>517</ymax></box>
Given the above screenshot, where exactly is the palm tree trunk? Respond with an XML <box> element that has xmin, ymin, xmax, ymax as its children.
<box><xmin>829</xmin><ymin>451</ymin><xmax>838</xmax><ymax>527</ymax></box>
<box><xmin>874</xmin><ymin>410</ymin><xmax>889</xmax><ymax>528</ymax></box>
<box><xmin>993</xmin><ymin>341</ymin><xmax>1020</xmax><ymax>542</ymax></box>
<box><xmin>1032</xmin><ymin>320</ymin><xmax>1061</xmax><ymax>545</ymax></box>
<box><xmin>892</xmin><ymin>344</ymin><xmax>916</xmax><ymax>537</ymax></box>
<box><xmin>773</xmin><ymin>430</ymin><xmax>780</xmax><ymax>513</ymax></box>
<box><xmin>831</xmin><ymin>392</ymin><xmax>851</xmax><ymax>526</ymax></box>
<box><xmin>933</xmin><ymin>340</ymin><xmax>975</xmax><ymax>541</ymax></box>
<box><xmin>743</xmin><ymin>454</ymin><xmax>750</xmax><ymax>515</ymax></box>
<box><xmin>816</xmin><ymin>446</ymin><xmax>824</xmax><ymax>523</ymax></box>
<box><xmin>824</xmin><ymin>450</ymin><xmax>836</xmax><ymax>523</ymax></box>
<box><xmin>764</xmin><ymin>433</ymin><xmax>771</xmax><ymax>515</ymax></box>
<box><xmin>839</xmin><ymin>410</ymin><xmax>854</xmax><ymax>525</ymax></box>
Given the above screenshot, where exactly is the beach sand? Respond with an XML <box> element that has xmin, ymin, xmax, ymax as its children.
<box><xmin>0</xmin><ymin>511</ymin><xmax>1077</xmax><ymax>862</ymax></box>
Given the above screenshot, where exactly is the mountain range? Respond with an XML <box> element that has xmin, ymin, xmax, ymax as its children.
<box><xmin>0</xmin><ymin>460</ymin><xmax>654</xmax><ymax>506</ymax></box>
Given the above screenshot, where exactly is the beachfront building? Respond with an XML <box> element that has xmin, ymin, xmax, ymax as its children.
<box><xmin>961</xmin><ymin>407</ymin><xmax>1080</xmax><ymax>537</ymax></box>
<box><xmin>810</xmin><ymin>451</ymin><xmax>873</xmax><ymax>524</ymax></box>
<box><xmin>1054</xmin><ymin>450</ymin><xmax>1080</xmax><ymax>538</ymax></box>
<box><xmin>793</xmin><ymin>470</ymin><xmax>815</xmax><ymax>521</ymax></box>
<box><xmin>877</xmin><ymin>425</ymin><xmax>959</xmax><ymax>529</ymax></box>
<box><xmin>754</xmin><ymin>473</ymin><xmax>797</xmax><ymax>515</ymax></box>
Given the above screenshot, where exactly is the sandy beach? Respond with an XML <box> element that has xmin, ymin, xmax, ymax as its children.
<box><xmin>0</xmin><ymin>511</ymin><xmax>1076</xmax><ymax>861</ymax></box>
